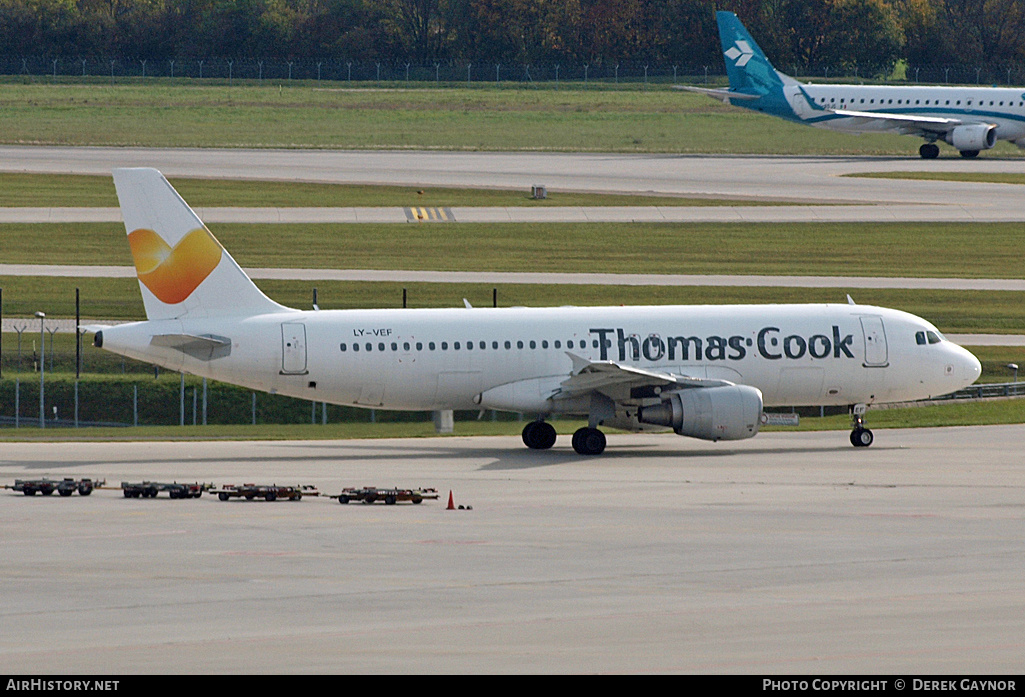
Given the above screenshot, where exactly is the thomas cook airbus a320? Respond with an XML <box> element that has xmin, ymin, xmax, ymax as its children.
<box><xmin>90</xmin><ymin>168</ymin><xmax>981</xmax><ymax>454</ymax></box>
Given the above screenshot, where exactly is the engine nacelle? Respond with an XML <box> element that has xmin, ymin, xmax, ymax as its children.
<box><xmin>637</xmin><ymin>385</ymin><xmax>763</xmax><ymax>442</ymax></box>
<box><xmin>946</xmin><ymin>124</ymin><xmax>997</xmax><ymax>151</ymax></box>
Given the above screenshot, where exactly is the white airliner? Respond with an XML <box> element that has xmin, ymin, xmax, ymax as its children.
<box><xmin>92</xmin><ymin>168</ymin><xmax>981</xmax><ymax>453</ymax></box>
<box><xmin>682</xmin><ymin>11</ymin><xmax>1025</xmax><ymax>158</ymax></box>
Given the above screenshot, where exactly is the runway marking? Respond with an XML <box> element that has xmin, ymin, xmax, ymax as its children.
<box><xmin>404</xmin><ymin>206</ymin><xmax>453</xmax><ymax>222</ymax></box>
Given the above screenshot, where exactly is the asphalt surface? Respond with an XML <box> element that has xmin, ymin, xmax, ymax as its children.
<box><xmin>2</xmin><ymin>147</ymin><xmax>1024</xmax><ymax>674</ymax></box>
<box><xmin>1</xmin><ymin>428</ymin><xmax>1024</xmax><ymax>674</ymax></box>
<box><xmin>1</xmin><ymin>146</ymin><xmax>1024</xmax><ymax>220</ymax></box>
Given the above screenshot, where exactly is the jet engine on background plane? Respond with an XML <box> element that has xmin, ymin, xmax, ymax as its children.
<box><xmin>945</xmin><ymin>124</ymin><xmax>997</xmax><ymax>152</ymax></box>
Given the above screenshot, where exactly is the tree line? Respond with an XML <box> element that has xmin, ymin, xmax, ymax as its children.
<box><xmin>3</xmin><ymin>0</ymin><xmax>1025</xmax><ymax>78</ymax></box>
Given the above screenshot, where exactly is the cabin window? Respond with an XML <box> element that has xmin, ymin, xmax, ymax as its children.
<box><xmin>441</xmin><ymin>342</ymin><xmax>448</xmax><ymax>350</ymax></box>
<box><xmin>416</xmin><ymin>342</ymin><xmax>423</xmax><ymax>351</ymax></box>
<box><xmin>491</xmin><ymin>341</ymin><xmax>498</xmax><ymax>349</ymax></box>
<box><xmin>340</xmin><ymin>343</ymin><xmax>347</xmax><ymax>352</ymax></box>
<box><xmin>542</xmin><ymin>340</ymin><xmax>549</xmax><ymax>348</ymax></box>
<box><xmin>391</xmin><ymin>342</ymin><xmax>397</xmax><ymax>351</ymax></box>
<box><xmin>554</xmin><ymin>340</ymin><xmax>562</xmax><ymax>349</ymax></box>
<box><xmin>403</xmin><ymin>342</ymin><xmax>410</xmax><ymax>351</ymax></box>
<box><xmin>365</xmin><ymin>343</ymin><xmax>372</xmax><ymax>352</ymax></box>
<box><xmin>378</xmin><ymin>342</ymin><xmax>385</xmax><ymax>351</ymax></box>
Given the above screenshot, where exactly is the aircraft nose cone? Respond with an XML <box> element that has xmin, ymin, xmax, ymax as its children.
<box><xmin>956</xmin><ymin>346</ymin><xmax>982</xmax><ymax>387</ymax></box>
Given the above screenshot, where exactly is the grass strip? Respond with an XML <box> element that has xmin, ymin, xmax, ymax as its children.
<box><xmin>3</xmin><ymin>278</ymin><xmax>1025</xmax><ymax>334</ymax></box>
<box><xmin>847</xmin><ymin>172</ymin><xmax>1025</xmax><ymax>185</ymax></box>
<box><xmin>0</xmin><ymin>173</ymin><xmax>747</xmax><ymax>208</ymax></box>
<box><xmin>3</xmin><ymin>220</ymin><xmax>1025</xmax><ymax>279</ymax></box>
<box><xmin>3</xmin><ymin>83</ymin><xmax>1019</xmax><ymax>156</ymax></box>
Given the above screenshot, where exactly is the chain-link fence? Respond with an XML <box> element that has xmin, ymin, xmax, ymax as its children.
<box><xmin>4</xmin><ymin>57</ymin><xmax>1025</xmax><ymax>86</ymax></box>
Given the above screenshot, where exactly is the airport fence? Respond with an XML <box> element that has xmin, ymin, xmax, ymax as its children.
<box><xmin>3</xmin><ymin>57</ymin><xmax>1025</xmax><ymax>87</ymax></box>
<box><xmin>0</xmin><ymin>57</ymin><xmax>724</xmax><ymax>86</ymax></box>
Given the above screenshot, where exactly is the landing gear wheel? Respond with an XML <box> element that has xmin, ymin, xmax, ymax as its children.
<box><xmin>919</xmin><ymin>143</ymin><xmax>940</xmax><ymax>159</ymax></box>
<box><xmin>571</xmin><ymin>427</ymin><xmax>606</xmax><ymax>455</ymax></box>
<box><xmin>850</xmin><ymin>428</ymin><xmax>874</xmax><ymax>448</ymax></box>
<box><xmin>522</xmin><ymin>421</ymin><xmax>557</xmax><ymax>450</ymax></box>
<box><xmin>959</xmin><ymin>149</ymin><xmax>979</xmax><ymax>158</ymax></box>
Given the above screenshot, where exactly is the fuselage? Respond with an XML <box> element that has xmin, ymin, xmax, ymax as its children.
<box><xmin>778</xmin><ymin>84</ymin><xmax>1025</xmax><ymax>141</ymax></box>
<box><xmin>97</xmin><ymin>302</ymin><xmax>981</xmax><ymax>417</ymax></box>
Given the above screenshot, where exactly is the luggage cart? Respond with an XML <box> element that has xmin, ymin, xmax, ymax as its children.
<box><xmin>8</xmin><ymin>478</ymin><xmax>102</xmax><ymax>497</ymax></box>
<box><xmin>210</xmin><ymin>484</ymin><xmax>318</xmax><ymax>502</ymax></box>
<box><xmin>335</xmin><ymin>487</ymin><xmax>439</xmax><ymax>505</ymax></box>
<box><xmin>121</xmin><ymin>481</ymin><xmax>210</xmax><ymax>499</ymax></box>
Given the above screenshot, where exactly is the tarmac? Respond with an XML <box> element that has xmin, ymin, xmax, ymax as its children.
<box><xmin>2</xmin><ymin>147</ymin><xmax>1024</xmax><ymax>674</ymax></box>
<box><xmin>1</xmin><ymin>427</ymin><xmax>1024</xmax><ymax>674</ymax></box>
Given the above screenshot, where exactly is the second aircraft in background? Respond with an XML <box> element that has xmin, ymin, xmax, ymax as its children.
<box><xmin>682</xmin><ymin>11</ymin><xmax>1025</xmax><ymax>158</ymax></box>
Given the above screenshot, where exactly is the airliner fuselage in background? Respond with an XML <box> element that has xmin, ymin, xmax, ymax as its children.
<box><xmin>92</xmin><ymin>169</ymin><xmax>981</xmax><ymax>454</ymax></box>
<box><xmin>682</xmin><ymin>12</ymin><xmax>1025</xmax><ymax>159</ymax></box>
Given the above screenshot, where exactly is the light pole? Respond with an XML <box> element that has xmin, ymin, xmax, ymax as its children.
<box><xmin>35</xmin><ymin>312</ymin><xmax>45</xmax><ymax>428</ymax></box>
<box><xmin>1007</xmin><ymin>363</ymin><xmax>1019</xmax><ymax>383</ymax></box>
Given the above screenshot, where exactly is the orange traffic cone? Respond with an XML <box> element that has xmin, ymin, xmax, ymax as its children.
<box><xmin>447</xmin><ymin>490</ymin><xmax>455</xmax><ymax>510</ymax></box>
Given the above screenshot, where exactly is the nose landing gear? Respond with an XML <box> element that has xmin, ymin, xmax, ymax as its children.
<box><xmin>850</xmin><ymin>404</ymin><xmax>873</xmax><ymax>447</ymax></box>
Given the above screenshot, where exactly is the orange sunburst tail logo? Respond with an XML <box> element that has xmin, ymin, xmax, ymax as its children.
<box><xmin>127</xmin><ymin>227</ymin><xmax>223</xmax><ymax>305</ymax></box>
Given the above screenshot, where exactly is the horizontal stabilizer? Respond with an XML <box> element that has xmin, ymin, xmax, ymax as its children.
<box><xmin>674</xmin><ymin>85</ymin><xmax>761</xmax><ymax>101</ymax></box>
<box><xmin>150</xmin><ymin>333</ymin><xmax>232</xmax><ymax>361</ymax></box>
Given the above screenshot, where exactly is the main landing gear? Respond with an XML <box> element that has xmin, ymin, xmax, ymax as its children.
<box><xmin>521</xmin><ymin>420</ymin><xmax>557</xmax><ymax>450</ymax></box>
<box><xmin>850</xmin><ymin>403</ymin><xmax>873</xmax><ymax>447</ymax></box>
<box><xmin>921</xmin><ymin>141</ymin><xmax>980</xmax><ymax>159</ymax></box>
<box><xmin>521</xmin><ymin>421</ymin><xmax>607</xmax><ymax>455</ymax></box>
<box><xmin>571</xmin><ymin>427</ymin><xmax>606</xmax><ymax>456</ymax></box>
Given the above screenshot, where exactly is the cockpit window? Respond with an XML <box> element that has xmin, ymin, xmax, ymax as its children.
<box><xmin>917</xmin><ymin>330</ymin><xmax>943</xmax><ymax>345</ymax></box>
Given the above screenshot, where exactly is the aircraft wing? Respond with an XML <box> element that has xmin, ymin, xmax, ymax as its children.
<box><xmin>673</xmin><ymin>85</ymin><xmax>761</xmax><ymax>103</ymax></box>
<box><xmin>555</xmin><ymin>353</ymin><xmax>732</xmax><ymax>400</ymax></box>
<box><xmin>830</xmin><ymin>109</ymin><xmax>972</xmax><ymax>135</ymax></box>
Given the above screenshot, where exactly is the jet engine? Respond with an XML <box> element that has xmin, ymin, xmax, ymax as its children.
<box><xmin>637</xmin><ymin>384</ymin><xmax>763</xmax><ymax>441</ymax></box>
<box><xmin>946</xmin><ymin>124</ymin><xmax>997</xmax><ymax>151</ymax></box>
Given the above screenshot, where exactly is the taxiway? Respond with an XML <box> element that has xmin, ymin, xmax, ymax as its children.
<box><xmin>1</xmin><ymin>428</ymin><xmax>1024</xmax><ymax>674</ymax></box>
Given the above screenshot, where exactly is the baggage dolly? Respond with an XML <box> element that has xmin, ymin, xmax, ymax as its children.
<box><xmin>121</xmin><ymin>481</ymin><xmax>209</xmax><ymax>499</ymax></box>
<box><xmin>210</xmin><ymin>483</ymin><xmax>318</xmax><ymax>502</ymax></box>
<box><xmin>8</xmin><ymin>478</ymin><xmax>102</xmax><ymax>497</ymax></box>
<box><xmin>335</xmin><ymin>487</ymin><xmax>438</xmax><ymax>505</ymax></box>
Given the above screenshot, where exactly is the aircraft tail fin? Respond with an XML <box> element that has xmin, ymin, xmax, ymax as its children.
<box><xmin>715</xmin><ymin>11</ymin><xmax>794</xmax><ymax>95</ymax></box>
<box><xmin>113</xmin><ymin>168</ymin><xmax>288</xmax><ymax>321</ymax></box>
